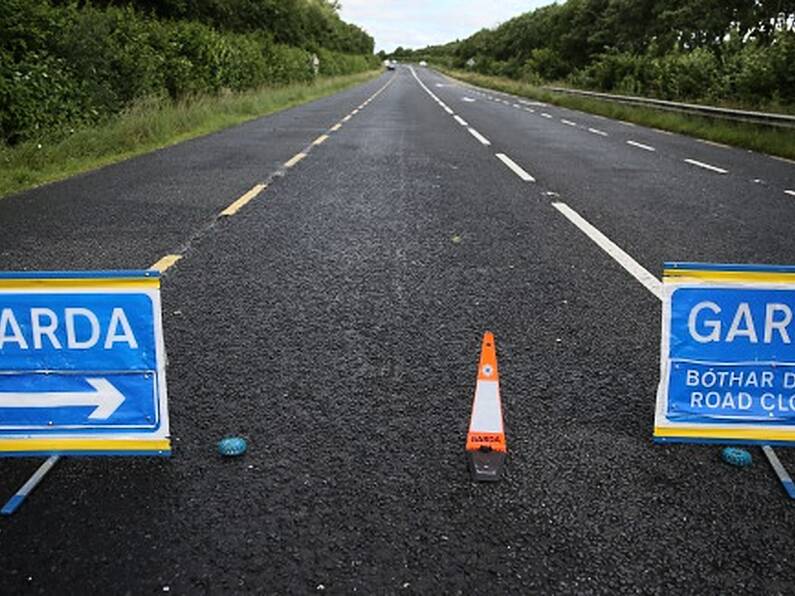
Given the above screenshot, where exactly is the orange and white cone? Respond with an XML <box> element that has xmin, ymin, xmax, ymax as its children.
<box><xmin>466</xmin><ymin>331</ymin><xmax>507</xmax><ymax>481</ymax></box>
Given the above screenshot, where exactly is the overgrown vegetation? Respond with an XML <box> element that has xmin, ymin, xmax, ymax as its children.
<box><xmin>0</xmin><ymin>0</ymin><xmax>378</xmax><ymax>146</ymax></box>
<box><xmin>440</xmin><ymin>68</ymin><xmax>795</xmax><ymax>161</ymax></box>
<box><xmin>395</xmin><ymin>0</ymin><xmax>795</xmax><ymax>112</ymax></box>
<box><xmin>0</xmin><ymin>70</ymin><xmax>380</xmax><ymax>198</ymax></box>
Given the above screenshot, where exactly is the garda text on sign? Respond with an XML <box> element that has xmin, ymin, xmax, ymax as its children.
<box><xmin>0</xmin><ymin>271</ymin><xmax>170</xmax><ymax>456</ymax></box>
<box><xmin>655</xmin><ymin>262</ymin><xmax>795</xmax><ymax>445</ymax></box>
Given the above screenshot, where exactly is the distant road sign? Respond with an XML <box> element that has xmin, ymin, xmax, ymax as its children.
<box><xmin>0</xmin><ymin>271</ymin><xmax>170</xmax><ymax>456</ymax></box>
<box><xmin>655</xmin><ymin>263</ymin><xmax>795</xmax><ymax>445</ymax></box>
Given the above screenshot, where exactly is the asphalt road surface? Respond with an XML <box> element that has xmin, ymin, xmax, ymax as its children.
<box><xmin>1</xmin><ymin>66</ymin><xmax>794</xmax><ymax>594</ymax></box>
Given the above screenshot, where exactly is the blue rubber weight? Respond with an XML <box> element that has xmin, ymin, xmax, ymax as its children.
<box><xmin>721</xmin><ymin>447</ymin><xmax>752</xmax><ymax>468</ymax></box>
<box><xmin>217</xmin><ymin>436</ymin><xmax>247</xmax><ymax>457</ymax></box>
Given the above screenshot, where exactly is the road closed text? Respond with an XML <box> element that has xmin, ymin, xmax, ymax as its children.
<box><xmin>668</xmin><ymin>363</ymin><xmax>795</xmax><ymax>421</ymax></box>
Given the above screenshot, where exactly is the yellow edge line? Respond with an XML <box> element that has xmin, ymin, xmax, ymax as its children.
<box><xmin>284</xmin><ymin>153</ymin><xmax>307</xmax><ymax>168</ymax></box>
<box><xmin>313</xmin><ymin>135</ymin><xmax>329</xmax><ymax>146</ymax></box>
<box><xmin>664</xmin><ymin>270</ymin><xmax>795</xmax><ymax>283</ymax></box>
<box><xmin>220</xmin><ymin>183</ymin><xmax>266</xmax><ymax>217</ymax></box>
<box><xmin>0</xmin><ymin>438</ymin><xmax>171</xmax><ymax>451</ymax></box>
<box><xmin>655</xmin><ymin>427</ymin><xmax>795</xmax><ymax>441</ymax></box>
<box><xmin>0</xmin><ymin>278</ymin><xmax>158</xmax><ymax>289</ymax></box>
<box><xmin>151</xmin><ymin>254</ymin><xmax>182</xmax><ymax>273</ymax></box>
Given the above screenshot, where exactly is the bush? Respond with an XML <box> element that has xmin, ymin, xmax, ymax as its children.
<box><xmin>0</xmin><ymin>0</ymin><xmax>377</xmax><ymax>145</ymax></box>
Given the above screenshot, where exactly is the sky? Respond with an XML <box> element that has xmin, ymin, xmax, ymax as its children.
<box><xmin>339</xmin><ymin>0</ymin><xmax>554</xmax><ymax>53</ymax></box>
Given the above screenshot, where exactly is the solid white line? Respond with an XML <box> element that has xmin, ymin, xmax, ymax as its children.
<box><xmin>626</xmin><ymin>140</ymin><xmax>656</xmax><ymax>152</ymax></box>
<box><xmin>786</xmin><ymin>190</ymin><xmax>795</xmax><ymax>197</ymax></box>
<box><xmin>551</xmin><ymin>202</ymin><xmax>662</xmax><ymax>299</ymax></box>
<box><xmin>496</xmin><ymin>153</ymin><xmax>535</xmax><ymax>182</ymax></box>
<box><xmin>561</xmin><ymin>119</ymin><xmax>577</xmax><ymax>127</ymax></box>
<box><xmin>541</xmin><ymin>113</ymin><xmax>553</xmax><ymax>119</ymax></box>
<box><xmin>468</xmin><ymin>128</ymin><xmax>491</xmax><ymax>146</ymax></box>
<box><xmin>684</xmin><ymin>158</ymin><xmax>728</xmax><ymax>174</ymax></box>
<box><xmin>588</xmin><ymin>127</ymin><xmax>608</xmax><ymax>137</ymax></box>
<box><xmin>454</xmin><ymin>115</ymin><xmax>469</xmax><ymax>126</ymax></box>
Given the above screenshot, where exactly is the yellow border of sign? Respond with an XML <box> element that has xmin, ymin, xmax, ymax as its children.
<box><xmin>654</xmin><ymin>426</ymin><xmax>795</xmax><ymax>442</ymax></box>
<box><xmin>0</xmin><ymin>278</ymin><xmax>159</xmax><ymax>290</ymax></box>
<box><xmin>663</xmin><ymin>269</ymin><xmax>795</xmax><ymax>284</ymax></box>
<box><xmin>0</xmin><ymin>438</ymin><xmax>171</xmax><ymax>453</ymax></box>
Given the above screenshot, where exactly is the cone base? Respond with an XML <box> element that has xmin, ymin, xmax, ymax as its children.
<box><xmin>468</xmin><ymin>449</ymin><xmax>505</xmax><ymax>482</ymax></box>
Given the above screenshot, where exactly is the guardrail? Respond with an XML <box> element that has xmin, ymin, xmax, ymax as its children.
<box><xmin>544</xmin><ymin>86</ymin><xmax>795</xmax><ymax>128</ymax></box>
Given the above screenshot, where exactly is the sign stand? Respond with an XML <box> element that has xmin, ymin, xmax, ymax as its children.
<box><xmin>1</xmin><ymin>456</ymin><xmax>60</xmax><ymax>515</ymax></box>
<box><xmin>762</xmin><ymin>446</ymin><xmax>795</xmax><ymax>499</ymax></box>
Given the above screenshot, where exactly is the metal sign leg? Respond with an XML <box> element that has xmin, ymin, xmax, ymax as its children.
<box><xmin>1</xmin><ymin>456</ymin><xmax>60</xmax><ymax>516</ymax></box>
<box><xmin>762</xmin><ymin>446</ymin><xmax>795</xmax><ymax>500</ymax></box>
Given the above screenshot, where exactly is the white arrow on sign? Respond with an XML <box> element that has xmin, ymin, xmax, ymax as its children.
<box><xmin>0</xmin><ymin>378</ymin><xmax>125</xmax><ymax>420</ymax></box>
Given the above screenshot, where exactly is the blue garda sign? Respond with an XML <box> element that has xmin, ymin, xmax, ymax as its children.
<box><xmin>0</xmin><ymin>271</ymin><xmax>170</xmax><ymax>456</ymax></box>
<box><xmin>655</xmin><ymin>263</ymin><xmax>795</xmax><ymax>446</ymax></box>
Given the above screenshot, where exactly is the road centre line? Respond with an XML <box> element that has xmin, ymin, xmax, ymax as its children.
<box><xmin>284</xmin><ymin>153</ymin><xmax>307</xmax><ymax>168</ymax></box>
<box><xmin>454</xmin><ymin>115</ymin><xmax>469</xmax><ymax>126</ymax></box>
<box><xmin>626</xmin><ymin>140</ymin><xmax>656</xmax><ymax>152</ymax></box>
<box><xmin>561</xmin><ymin>119</ymin><xmax>577</xmax><ymax>126</ymax></box>
<box><xmin>684</xmin><ymin>158</ymin><xmax>728</xmax><ymax>174</ymax></box>
<box><xmin>513</xmin><ymin>103</ymin><xmax>522</xmax><ymax>108</ymax></box>
<box><xmin>220</xmin><ymin>183</ymin><xmax>267</xmax><ymax>217</ymax></box>
<box><xmin>496</xmin><ymin>153</ymin><xmax>535</xmax><ymax>182</ymax></box>
<box><xmin>550</xmin><ymin>202</ymin><xmax>662</xmax><ymax>299</ymax></box>
<box><xmin>467</xmin><ymin>128</ymin><xmax>492</xmax><ymax>146</ymax></box>
<box><xmin>588</xmin><ymin>127</ymin><xmax>608</xmax><ymax>137</ymax></box>
<box><xmin>330</xmin><ymin>123</ymin><xmax>342</xmax><ymax>132</ymax></box>
<box><xmin>151</xmin><ymin>254</ymin><xmax>182</xmax><ymax>273</ymax></box>
<box><xmin>443</xmin><ymin>106</ymin><xmax>454</xmax><ymax>115</ymax></box>
<box><xmin>786</xmin><ymin>190</ymin><xmax>795</xmax><ymax>197</ymax></box>
<box><xmin>351</xmin><ymin>109</ymin><xmax>359</xmax><ymax>115</ymax></box>
<box><xmin>542</xmin><ymin>113</ymin><xmax>553</xmax><ymax>119</ymax></box>
<box><xmin>312</xmin><ymin>134</ymin><xmax>329</xmax><ymax>146</ymax></box>
<box><xmin>342</xmin><ymin>115</ymin><xmax>352</xmax><ymax>122</ymax></box>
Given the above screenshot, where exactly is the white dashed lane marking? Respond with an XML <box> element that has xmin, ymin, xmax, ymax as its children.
<box><xmin>454</xmin><ymin>115</ymin><xmax>469</xmax><ymax>126</ymax></box>
<box><xmin>626</xmin><ymin>140</ymin><xmax>656</xmax><ymax>152</ymax></box>
<box><xmin>467</xmin><ymin>128</ymin><xmax>492</xmax><ymax>146</ymax></box>
<box><xmin>684</xmin><ymin>158</ymin><xmax>728</xmax><ymax>174</ymax></box>
<box><xmin>496</xmin><ymin>153</ymin><xmax>535</xmax><ymax>182</ymax></box>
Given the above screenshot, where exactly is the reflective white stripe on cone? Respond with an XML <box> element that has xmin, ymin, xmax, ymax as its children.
<box><xmin>466</xmin><ymin>331</ymin><xmax>507</xmax><ymax>481</ymax></box>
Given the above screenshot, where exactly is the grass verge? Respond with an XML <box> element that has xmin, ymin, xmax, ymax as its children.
<box><xmin>437</xmin><ymin>68</ymin><xmax>795</xmax><ymax>162</ymax></box>
<box><xmin>0</xmin><ymin>70</ymin><xmax>382</xmax><ymax>198</ymax></box>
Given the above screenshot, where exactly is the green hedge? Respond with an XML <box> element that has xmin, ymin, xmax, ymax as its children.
<box><xmin>0</xmin><ymin>0</ymin><xmax>377</xmax><ymax>145</ymax></box>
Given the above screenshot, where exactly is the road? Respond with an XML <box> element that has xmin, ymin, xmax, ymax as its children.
<box><xmin>1</xmin><ymin>65</ymin><xmax>794</xmax><ymax>593</ymax></box>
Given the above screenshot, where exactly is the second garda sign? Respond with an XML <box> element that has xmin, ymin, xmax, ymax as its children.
<box><xmin>655</xmin><ymin>262</ymin><xmax>795</xmax><ymax>445</ymax></box>
<box><xmin>0</xmin><ymin>271</ymin><xmax>170</xmax><ymax>456</ymax></box>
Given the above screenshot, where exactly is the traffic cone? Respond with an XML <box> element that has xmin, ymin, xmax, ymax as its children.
<box><xmin>466</xmin><ymin>331</ymin><xmax>506</xmax><ymax>481</ymax></box>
